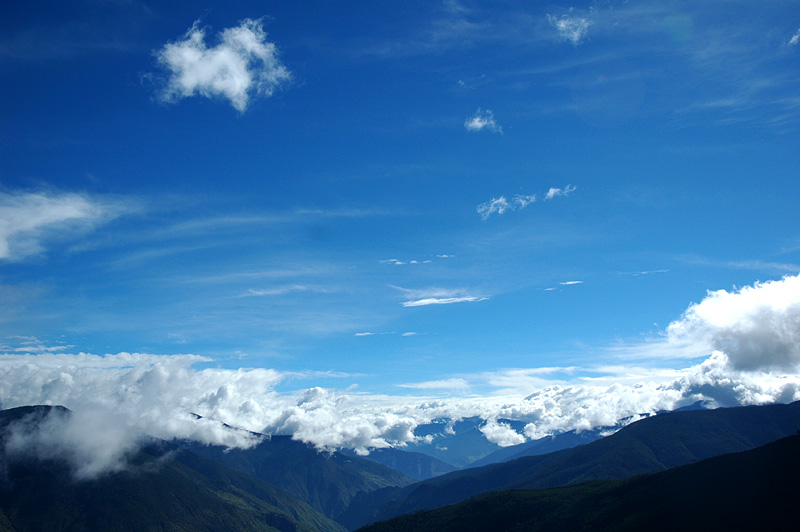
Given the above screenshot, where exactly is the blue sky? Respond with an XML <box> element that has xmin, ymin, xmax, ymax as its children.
<box><xmin>2</xmin><ymin>1</ymin><xmax>800</xmax><ymax>452</ymax></box>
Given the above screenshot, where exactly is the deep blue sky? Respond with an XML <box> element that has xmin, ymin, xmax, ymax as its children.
<box><xmin>2</xmin><ymin>0</ymin><xmax>799</xmax><ymax>409</ymax></box>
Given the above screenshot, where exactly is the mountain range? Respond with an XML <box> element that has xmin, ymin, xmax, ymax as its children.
<box><xmin>339</xmin><ymin>401</ymin><xmax>800</xmax><ymax>529</ymax></box>
<box><xmin>1</xmin><ymin>401</ymin><xmax>799</xmax><ymax>531</ymax></box>
<box><xmin>356</xmin><ymin>432</ymin><xmax>800</xmax><ymax>532</ymax></box>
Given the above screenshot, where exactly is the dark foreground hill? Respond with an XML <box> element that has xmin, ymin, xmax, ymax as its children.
<box><xmin>341</xmin><ymin>401</ymin><xmax>800</xmax><ymax>530</ymax></box>
<box><xmin>357</xmin><ymin>433</ymin><xmax>800</xmax><ymax>532</ymax></box>
<box><xmin>0</xmin><ymin>405</ymin><xmax>346</xmax><ymax>532</ymax></box>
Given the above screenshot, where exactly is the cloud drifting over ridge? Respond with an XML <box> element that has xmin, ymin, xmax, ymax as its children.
<box><xmin>155</xmin><ymin>18</ymin><xmax>291</xmax><ymax>111</ymax></box>
<box><xmin>1</xmin><ymin>274</ymin><xmax>799</xmax><ymax>476</ymax></box>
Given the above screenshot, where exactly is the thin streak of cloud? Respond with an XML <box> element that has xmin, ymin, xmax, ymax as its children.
<box><xmin>403</xmin><ymin>296</ymin><xmax>487</xmax><ymax>307</ymax></box>
<box><xmin>788</xmin><ymin>28</ymin><xmax>800</xmax><ymax>46</ymax></box>
<box><xmin>560</xmin><ymin>280</ymin><xmax>583</xmax><ymax>286</ymax></box>
<box><xmin>397</xmin><ymin>378</ymin><xmax>470</xmax><ymax>391</ymax></box>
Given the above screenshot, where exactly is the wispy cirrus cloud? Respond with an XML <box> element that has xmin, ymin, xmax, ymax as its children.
<box><xmin>0</xmin><ymin>190</ymin><xmax>134</xmax><ymax>261</ymax></box>
<box><xmin>154</xmin><ymin>18</ymin><xmax>291</xmax><ymax>112</ymax></box>
<box><xmin>545</xmin><ymin>184</ymin><xmax>576</xmax><ymax>200</ymax></box>
<box><xmin>477</xmin><ymin>195</ymin><xmax>536</xmax><ymax>220</ymax></box>
<box><xmin>397</xmin><ymin>378</ymin><xmax>470</xmax><ymax>391</ymax></box>
<box><xmin>464</xmin><ymin>108</ymin><xmax>503</xmax><ymax>133</ymax></box>
<box><xmin>478</xmin><ymin>185</ymin><xmax>575</xmax><ymax>220</ymax></box>
<box><xmin>394</xmin><ymin>286</ymin><xmax>488</xmax><ymax>308</ymax></box>
<box><xmin>788</xmin><ymin>28</ymin><xmax>800</xmax><ymax>46</ymax></box>
<box><xmin>547</xmin><ymin>9</ymin><xmax>593</xmax><ymax>46</ymax></box>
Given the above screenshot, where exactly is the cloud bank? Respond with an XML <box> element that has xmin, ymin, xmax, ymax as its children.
<box><xmin>155</xmin><ymin>18</ymin><xmax>291</xmax><ymax>112</ymax></box>
<box><xmin>2</xmin><ymin>274</ymin><xmax>799</xmax><ymax>476</ymax></box>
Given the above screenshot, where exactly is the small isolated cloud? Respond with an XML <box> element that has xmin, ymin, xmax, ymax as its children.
<box><xmin>0</xmin><ymin>190</ymin><xmax>132</xmax><ymax>261</ymax></box>
<box><xmin>789</xmin><ymin>28</ymin><xmax>800</xmax><ymax>46</ymax></box>
<box><xmin>477</xmin><ymin>194</ymin><xmax>536</xmax><ymax>220</ymax></box>
<box><xmin>354</xmin><ymin>332</ymin><xmax>375</xmax><ymax>337</ymax></box>
<box><xmin>560</xmin><ymin>280</ymin><xmax>583</xmax><ymax>286</ymax></box>
<box><xmin>545</xmin><ymin>184</ymin><xmax>577</xmax><ymax>200</ymax></box>
<box><xmin>547</xmin><ymin>10</ymin><xmax>592</xmax><ymax>46</ymax></box>
<box><xmin>155</xmin><ymin>18</ymin><xmax>291</xmax><ymax>112</ymax></box>
<box><xmin>464</xmin><ymin>108</ymin><xmax>503</xmax><ymax>133</ymax></box>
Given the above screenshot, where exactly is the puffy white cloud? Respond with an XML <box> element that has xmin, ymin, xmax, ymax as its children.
<box><xmin>464</xmin><ymin>108</ymin><xmax>502</xmax><ymax>133</ymax></box>
<box><xmin>480</xmin><ymin>419</ymin><xmax>526</xmax><ymax>447</ymax></box>
<box><xmin>666</xmin><ymin>274</ymin><xmax>800</xmax><ymax>371</ymax></box>
<box><xmin>545</xmin><ymin>185</ymin><xmax>576</xmax><ymax>200</ymax></box>
<box><xmin>0</xmin><ymin>191</ymin><xmax>130</xmax><ymax>261</ymax></box>
<box><xmin>547</xmin><ymin>11</ymin><xmax>592</xmax><ymax>46</ymax></box>
<box><xmin>155</xmin><ymin>18</ymin><xmax>291</xmax><ymax>112</ymax></box>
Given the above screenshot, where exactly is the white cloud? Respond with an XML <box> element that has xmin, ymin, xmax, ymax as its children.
<box><xmin>560</xmin><ymin>280</ymin><xmax>583</xmax><ymax>286</ymax></box>
<box><xmin>0</xmin><ymin>191</ymin><xmax>131</xmax><ymax>261</ymax></box>
<box><xmin>155</xmin><ymin>18</ymin><xmax>291</xmax><ymax>112</ymax></box>
<box><xmin>547</xmin><ymin>10</ymin><xmax>592</xmax><ymax>46</ymax></box>
<box><xmin>354</xmin><ymin>332</ymin><xmax>375</xmax><ymax>337</ymax></box>
<box><xmin>477</xmin><ymin>196</ymin><xmax>511</xmax><ymax>220</ymax></box>
<box><xmin>2</xmin><ymin>275</ymin><xmax>799</xmax><ymax>472</ymax></box>
<box><xmin>244</xmin><ymin>284</ymin><xmax>310</xmax><ymax>297</ymax></box>
<box><xmin>545</xmin><ymin>184</ymin><xmax>577</xmax><ymax>200</ymax></box>
<box><xmin>464</xmin><ymin>108</ymin><xmax>503</xmax><ymax>133</ymax></box>
<box><xmin>479</xmin><ymin>419</ymin><xmax>526</xmax><ymax>447</ymax></box>
<box><xmin>666</xmin><ymin>274</ymin><xmax>800</xmax><ymax>371</ymax></box>
<box><xmin>381</xmin><ymin>258</ymin><xmax>432</xmax><ymax>266</ymax></box>
<box><xmin>477</xmin><ymin>194</ymin><xmax>536</xmax><ymax>220</ymax></box>
<box><xmin>403</xmin><ymin>296</ymin><xmax>487</xmax><ymax>307</ymax></box>
<box><xmin>789</xmin><ymin>28</ymin><xmax>800</xmax><ymax>46</ymax></box>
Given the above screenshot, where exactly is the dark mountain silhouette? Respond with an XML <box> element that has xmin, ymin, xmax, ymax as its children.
<box><xmin>356</xmin><ymin>433</ymin><xmax>800</xmax><ymax>532</ymax></box>
<box><xmin>0</xmin><ymin>405</ymin><xmax>346</xmax><ymax>532</ymax></box>
<box><xmin>340</xmin><ymin>401</ymin><xmax>800</xmax><ymax>530</ymax></box>
<box><xmin>180</xmin><ymin>433</ymin><xmax>414</xmax><ymax>520</ymax></box>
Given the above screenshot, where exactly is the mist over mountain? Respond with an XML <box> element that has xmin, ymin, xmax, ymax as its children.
<box><xmin>180</xmin><ymin>435</ymin><xmax>414</xmax><ymax>520</ymax></box>
<box><xmin>0</xmin><ymin>406</ymin><xmax>347</xmax><ymax>532</ymax></box>
<box><xmin>340</xmin><ymin>401</ymin><xmax>800</xmax><ymax>530</ymax></box>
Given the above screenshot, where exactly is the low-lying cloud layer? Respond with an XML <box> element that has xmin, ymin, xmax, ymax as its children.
<box><xmin>2</xmin><ymin>274</ymin><xmax>799</xmax><ymax>478</ymax></box>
